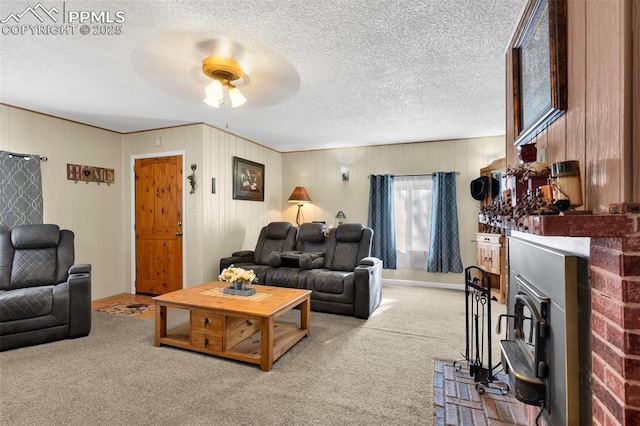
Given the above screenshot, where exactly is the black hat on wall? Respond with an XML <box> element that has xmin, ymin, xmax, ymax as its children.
<box><xmin>470</xmin><ymin>176</ymin><xmax>500</xmax><ymax>201</ymax></box>
<box><xmin>470</xmin><ymin>176</ymin><xmax>489</xmax><ymax>200</ymax></box>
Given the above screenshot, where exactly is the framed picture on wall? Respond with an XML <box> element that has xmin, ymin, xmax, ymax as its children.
<box><xmin>512</xmin><ymin>0</ymin><xmax>567</xmax><ymax>146</ymax></box>
<box><xmin>232</xmin><ymin>156</ymin><xmax>264</xmax><ymax>201</ymax></box>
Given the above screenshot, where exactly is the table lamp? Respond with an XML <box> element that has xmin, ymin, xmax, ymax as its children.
<box><xmin>288</xmin><ymin>186</ymin><xmax>312</xmax><ymax>225</ymax></box>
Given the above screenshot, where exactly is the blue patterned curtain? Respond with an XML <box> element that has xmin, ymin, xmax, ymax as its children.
<box><xmin>427</xmin><ymin>172</ymin><xmax>463</xmax><ymax>273</ymax></box>
<box><xmin>367</xmin><ymin>174</ymin><xmax>396</xmax><ymax>269</ymax></box>
<box><xmin>0</xmin><ymin>151</ymin><xmax>43</xmax><ymax>231</ymax></box>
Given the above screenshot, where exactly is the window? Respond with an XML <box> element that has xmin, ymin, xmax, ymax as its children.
<box><xmin>393</xmin><ymin>175</ymin><xmax>432</xmax><ymax>270</ymax></box>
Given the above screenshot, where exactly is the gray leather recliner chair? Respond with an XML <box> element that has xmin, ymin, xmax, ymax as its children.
<box><xmin>0</xmin><ymin>224</ymin><xmax>92</xmax><ymax>351</ymax></box>
<box><xmin>219</xmin><ymin>221</ymin><xmax>298</xmax><ymax>284</ymax></box>
<box><xmin>304</xmin><ymin>223</ymin><xmax>383</xmax><ymax>319</ymax></box>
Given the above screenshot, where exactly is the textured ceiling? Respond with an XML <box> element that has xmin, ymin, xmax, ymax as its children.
<box><xmin>0</xmin><ymin>0</ymin><xmax>526</xmax><ymax>152</ymax></box>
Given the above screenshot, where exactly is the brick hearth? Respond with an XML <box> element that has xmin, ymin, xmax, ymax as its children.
<box><xmin>433</xmin><ymin>359</ymin><xmax>528</xmax><ymax>425</ymax></box>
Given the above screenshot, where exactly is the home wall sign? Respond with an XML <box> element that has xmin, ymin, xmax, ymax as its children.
<box><xmin>67</xmin><ymin>163</ymin><xmax>115</xmax><ymax>185</ymax></box>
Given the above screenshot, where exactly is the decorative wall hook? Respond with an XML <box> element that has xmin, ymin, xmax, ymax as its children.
<box><xmin>187</xmin><ymin>163</ymin><xmax>197</xmax><ymax>194</ymax></box>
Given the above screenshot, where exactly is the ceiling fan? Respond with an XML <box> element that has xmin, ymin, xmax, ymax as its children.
<box><xmin>201</xmin><ymin>55</ymin><xmax>247</xmax><ymax>108</ymax></box>
<box><xmin>131</xmin><ymin>31</ymin><xmax>300</xmax><ymax>109</ymax></box>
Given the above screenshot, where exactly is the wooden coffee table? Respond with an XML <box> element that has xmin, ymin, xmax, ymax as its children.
<box><xmin>153</xmin><ymin>281</ymin><xmax>310</xmax><ymax>371</ymax></box>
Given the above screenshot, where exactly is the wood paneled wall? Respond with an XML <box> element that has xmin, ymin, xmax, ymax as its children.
<box><xmin>283</xmin><ymin>136</ymin><xmax>505</xmax><ymax>285</ymax></box>
<box><xmin>123</xmin><ymin>124</ymin><xmax>283</xmax><ymax>288</ymax></box>
<box><xmin>0</xmin><ymin>108</ymin><xmax>285</xmax><ymax>299</ymax></box>
<box><xmin>0</xmin><ymin>105</ymin><xmax>125</xmax><ymax>300</ymax></box>
<box><xmin>506</xmin><ymin>0</ymin><xmax>637</xmax><ymax>212</ymax></box>
<box><xmin>200</xmin><ymin>125</ymin><xmax>283</xmax><ymax>282</ymax></box>
<box><xmin>1</xmin><ymin>104</ymin><xmax>506</xmax><ymax>292</ymax></box>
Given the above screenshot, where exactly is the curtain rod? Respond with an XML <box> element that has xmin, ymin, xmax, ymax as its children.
<box><xmin>4</xmin><ymin>152</ymin><xmax>48</xmax><ymax>162</ymax></box>
<box><xmin>368</xmin><ymin>171</ymin><xmax>460</xmax><ymax>178</ymax></box>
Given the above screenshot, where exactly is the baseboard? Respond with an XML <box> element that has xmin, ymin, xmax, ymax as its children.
<box><xmin>383</xmin><ymin>279</ymin><xmax>464</xmax><ymax>291</ymax></box>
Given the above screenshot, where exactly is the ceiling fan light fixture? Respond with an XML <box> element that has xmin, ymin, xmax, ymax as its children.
<box><xmin>205</xmin><ymin>80</ymin><xmax>223</xmax><ymax>97</ymax></box>
<box><xmin>201</xmin><ymin>56</ymin><xmax>247</xmax><ymax>108</ymax></box>
<box><xmin>203</xmin><ymin>80</ymin><xmax>224</xmax><ymax>108</ymax></box>
<box><xmin>228</xmin><ymin>85</ymin><xmax>247</xmax><ymax>108</ymax></box>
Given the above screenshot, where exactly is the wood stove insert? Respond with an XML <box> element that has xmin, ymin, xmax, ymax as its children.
<box><xmin>500</xmin><ymin>237</ymin><xmax>589</xmax><ymax>425</ymax></box>
<box><xmin>500</xmin><ymin>275</ymin><xmax>549</xmax><ymax>407</ymax></box>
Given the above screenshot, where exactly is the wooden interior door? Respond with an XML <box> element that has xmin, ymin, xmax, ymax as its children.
<box><xmin>134</xmin><ymin>156</ymin><xmax>183</xmax><ymax>295</ymax></box>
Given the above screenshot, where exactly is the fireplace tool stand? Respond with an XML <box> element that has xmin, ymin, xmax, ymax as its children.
<box><xmin>454</xmin><ymin>265</ymin><xmax>509</xmax><ymax>395</ymax></box>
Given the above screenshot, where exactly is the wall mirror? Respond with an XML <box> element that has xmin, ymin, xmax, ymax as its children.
<box><xmin>480</xmin><ymin>158</ymin><xmax>506</xmax><ymax>206</ymax></box>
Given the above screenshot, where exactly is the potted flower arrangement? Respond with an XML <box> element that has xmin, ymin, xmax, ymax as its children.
<box><xmin>219</xmin><ymin>265</ymin><xmax>258</xmax><ymax>292</ymax></box>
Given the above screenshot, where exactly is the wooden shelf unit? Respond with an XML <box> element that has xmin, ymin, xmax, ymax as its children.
<box><xmin>475</xmin><ymin>232</ymin><xmax>506</xmax><ymax>304</ymax></box>
<box><xmin>476</xmin><ymin>158</ymin><xmax>508</xmax><ymax>304</ymax></box>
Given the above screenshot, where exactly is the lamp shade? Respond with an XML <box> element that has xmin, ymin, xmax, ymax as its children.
<box><xmin>288</xmin><ymin>186</ymin><xmax>312</xmax><ymax>204</ymax></box>
<box><xmin>335</xmin><ymin>211</ymin><xmax>346</xmax><ymax>219</ymax></box>
<box><xmin>203</xmin><ymin>80</ymin><xmax>224</xmax><ymax>108</ymax></box>
<box><xmin>203</xmin><ymin>80</ymin><xmax>246</xmax><ymax>109</ymax></box>
<box><xmin>228</xmin><ymin>86</ymin><xmax>247</xmax><ymax>107</ymax></box>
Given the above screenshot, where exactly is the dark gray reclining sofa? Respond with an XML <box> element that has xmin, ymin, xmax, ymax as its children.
<box><xmin>0</xmin><ymin>224</ymin><xmax>92</xmax><ymax>351</ymax></box>
<box><xmin>219</xmin><ymin>222</ymin><xmax>383</xmax><ymax>319</ymax></box>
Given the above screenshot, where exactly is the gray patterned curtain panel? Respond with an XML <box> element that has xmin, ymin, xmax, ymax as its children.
<box><xmin>427</xmin><ymin>171</ymin><xmax>463</xmax><ymax>273</ymax></box>
<box><xmin>0</xmin><ymin>151</ymin><xmax>44</xmax><ymax>231</ymax></box>
<box><xmin>367</xmin><ymin>174</ymin><xmax>397</xmax><ymax>269</ymax></box>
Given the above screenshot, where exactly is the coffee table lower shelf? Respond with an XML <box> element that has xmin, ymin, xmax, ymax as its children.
<box><xmin>158</xmin><ymin>321</ymin><xmax>308</xmax><ymax>366</ymax></box>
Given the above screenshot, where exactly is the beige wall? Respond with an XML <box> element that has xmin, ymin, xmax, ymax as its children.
<box><xmin>0</xmin><ymin>106</ymin><xmax>284</xmax><ymax>299</ymax></box>
<box><xmin>0</xmin><ymin>105</ymin><xmax>125</xmax><ymax>300</ymax></box>
<box><xmin>122</xmin><ymin>124</ymin><xmax>283</xmax><ymax>289</ymax></box>
<box><xmin>201</xmin><ymin>125</ymin><xmax>283</xmax><ymax>282</ymax></box>
<box><xmin>282</xmin><ymin>136</ymin><xmax>506</xmax><ymax>286</ymax></box>
<box><xmin>122</xmin><ymin>125</ymin><xmax>202</xmax><ymax>290</ymax></box>
<box><xmin>1</xmin><ymin>103</ymin><xmax>504</xmax><ymax>294</ymax></box>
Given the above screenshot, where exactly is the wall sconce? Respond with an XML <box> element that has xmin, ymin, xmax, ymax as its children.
<box><xmin>187</xmin><ymin>164</ymin><xmax>197</xmax><ymax>194</ymax></box>
<box><xmin>288</xmin><ymin>186</ymin><xmax>312</xmax><ymax>225</ymax></box>
<box><xmin>341</xmin><ymin>167</ymin><xmax>350</xmax><ymax>181</ymax></box>
<box><xmin>335</xmin><ymin>211</ymin><xmax>346</xmax><ymax>224</ymax></box>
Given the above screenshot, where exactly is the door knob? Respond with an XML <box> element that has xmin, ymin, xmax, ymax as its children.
<box><xmin>176</xmin><ymin>231</ymin><xmax>182</xmax><ymax>236</ymax></box>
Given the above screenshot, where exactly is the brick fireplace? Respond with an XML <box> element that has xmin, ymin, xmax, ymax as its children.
<box><xmin>501</xmin><ymin>0</ymin><xmax>638</xmax><ymax>421</ymax></box>
<box><xmin>590</xmin><ymin>229</ymin><xmax>640</xmax><ymax>424</ymax></box>
<box><xmin>506</xmin><ymin>211</ymin><xmax>640</xmax><ymax>425</ymax></box>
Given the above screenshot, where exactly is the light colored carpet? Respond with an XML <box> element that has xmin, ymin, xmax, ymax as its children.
<box><xmin>0</xmin><ymin>285</ymin><xmax>506</xmax><ymax>425</ymax></box>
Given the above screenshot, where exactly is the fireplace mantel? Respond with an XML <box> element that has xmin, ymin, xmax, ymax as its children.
<box><xmin>480</xmin><ymin>213</ymin><xmax>637</xmax><ymax>238</ymax></box>
<box><xmin>520</xmin><ymin>214</ymin><xmax>636</xmax><ymax>237</ymax></box>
